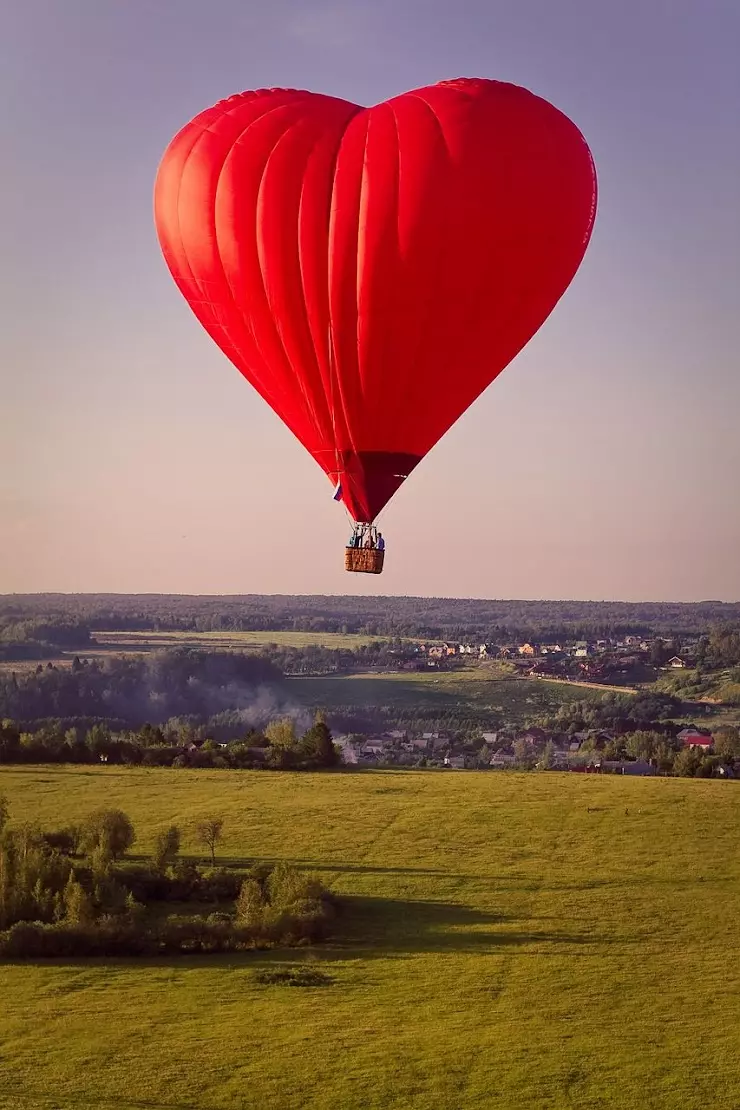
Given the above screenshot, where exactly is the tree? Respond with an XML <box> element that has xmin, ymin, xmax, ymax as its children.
<box><xmin>513</xmin><ymin>737</ymin><xmax>532</xmax><ymax>766</ymax></box>
<box><xmin>650</xmin><ymin>640</ymin><xmax>673</xmax><ymax>666</ymax></box>
<box><xmin>265</xmin><ymin>718</ymin><xmax>297</xmax><ymax>750</ymax></box>
<box><xmin>235</xmin><ymin>876</ymin><xmax>266</xmax><ymax>925</ymax></box>
<box><xmin>79</xmin><ymin>809</ymin><xmax>135</xmax><ymax>859</ymax></box>
<box><xmin>540</xmin><ymin>740</ymin><xmax>555</xmax><ymax>770</ymax></box>
<box><xmin>63</xmin><ymin>873</ymin><xmax>94</xmax><ymax>924</ymax></box>
<box><xmin>624</xmin><ymin>730</ymin><xmax>663</xmax><ymax>762</ymax></box>
<box><xmin>152</xmin><ymin>826</ymin><xmax>181</xmax><ymax>871</ymax></box>
<box><xmin>300</xmin><ymin>721</ymin><xmax>338</xmax><ymax>767</ymax></box>
<box><xmin>713</xmin><ymin>726</ymin><xmax>740</xmax><ymax>762</ymax></box>
<box><xmin>673</xmin><ymin>747</ymin><xmax>702</xmax><ymax>778</ymax></box>
<box><xmin>195</xmin><ymin>817</ymin><xmax>224</xmax><ymax>866</ymax></box>
<box><xmin>603</xmin><ymin>738</ymin><xmax>624</xmax><ymax>761</ymax></box>
<box><xmin>0</xmin><ymin>723</ymin><xmax>20</xmax><ymax>763</ymax></box>
<box><xmin>85</xmin><ymin>724</ymin><xmax>112</xmax><ymax>760</ymax></box>
<box><xmin>0</xmin><ymin>795</ymin><xmax>8</xmax><ymax>835</ymax></box>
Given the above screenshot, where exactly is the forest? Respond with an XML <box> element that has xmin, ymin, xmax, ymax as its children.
<box><xmin>3</xmin><ymin>593</ymin><xmax>740</xmax><ymax>641</ymax></box>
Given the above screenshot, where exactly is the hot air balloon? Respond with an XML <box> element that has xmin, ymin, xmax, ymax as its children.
<box><xmin>154</xmin><ymin>78</ymin><xmax>597</xmax><ymax>574</ymax></box>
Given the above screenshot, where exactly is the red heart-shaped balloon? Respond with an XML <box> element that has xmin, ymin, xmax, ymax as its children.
<box><xmin>155</xmin><ymin>78</ymin><xmax>596</xmax><ymax>522</ymax></box>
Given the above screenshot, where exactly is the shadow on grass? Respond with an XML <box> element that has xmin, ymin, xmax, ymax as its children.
<box><xmin>249</xmin><ymin>858</ymin><xmax>723</xmax><ymax>894</ymax></box>
<box><xmin>327</xmin><ymin>895</ymin><xmax>608</xmax><ymax>956</ymax></box>
<box><xmin>12</xmin><ymin>894</ymin><xmax>612</xmax><ymax>979</ymax></box>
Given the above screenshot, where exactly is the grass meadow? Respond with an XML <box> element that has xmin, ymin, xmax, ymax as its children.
<box><xmin>286</xmin><ymin>665</ymin><xmax>606</xmax><ymax>723</ymax></box>
<box><xmin>1</xmin><ymin>766</ymin><xmax>739</xmax><ymax>1110</ymax></box>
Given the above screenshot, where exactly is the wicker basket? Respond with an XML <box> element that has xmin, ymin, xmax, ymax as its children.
<box><xmin>345</xmin><ymin>546</ymin><xmax>385</xmax><ymax>574</ymax></box>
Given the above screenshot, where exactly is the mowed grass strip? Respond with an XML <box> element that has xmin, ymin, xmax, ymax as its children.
<box><xmin>0</xmin><ymin>767</ymin><xmax>739</xmax><ymax>1110</ymax></box>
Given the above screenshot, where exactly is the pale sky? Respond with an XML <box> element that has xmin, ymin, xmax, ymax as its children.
<box><xmin>1</xmin><ymin>0</ymin><xmax>739</xmax><ymax>601</ymax></box>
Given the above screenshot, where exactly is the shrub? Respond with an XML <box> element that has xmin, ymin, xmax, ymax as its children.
<box><xmin>152</xmin><ymin>826</ymin><xmax>181</xmax><ymax>872</ymax></box>
<box><xmin>0</xmin><ymin>827</ymin><xmax>73</xmax><ymax>929</ymax></box>
<box><xmin>63</xmin><ymin>873</ymin><xmax>95</xmax><ymax>924</ymax></box>
<box><xmin>79</xmin><ymin>809</ymin><xmax>135</xmax><ymax>859</ymax></box>
<box><xmin>41</xmin><ymin>827</ymin><xmax>79</xmax><ymax>855</ymax></box>
<box><xmin>235</xmin><ymin>864</ymin><xmax>334</xmax><ymax>941</ymax></box>
<box><xmin>254</xmin><ymin>965</ymin><xmax>333</xmax><ymax>987</ymax></box>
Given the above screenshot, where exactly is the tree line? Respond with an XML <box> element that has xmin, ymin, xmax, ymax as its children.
<box><xmin>3</xmin><ymin>593</ymin><xmax>740</xmax><ymax>641</ymax></box>
<box><xmin>0</xmin><ymin>714</ymin><xmax>338</xmax><ymax>770</ymax></box>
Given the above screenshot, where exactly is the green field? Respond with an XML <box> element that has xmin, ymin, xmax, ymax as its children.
<box><xmin>94</xmin><ymin>629</ymin><xmax>391</xmax><ymax>651</ymax></box>
<box><xmin>286</xmin><ymin>666</ymin><xmax>606</xmax><ymax>724</ymax></box>
<box><xmin>1</xmin><ymin>767</ymin><xmax>739</xmax><ymax>1110</ymax></box>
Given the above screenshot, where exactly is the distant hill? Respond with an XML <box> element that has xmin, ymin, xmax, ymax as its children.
<box><xmin>1</xmin><ymin>593</ymin><xmax>739</xmax><ymax>640</ymax></box>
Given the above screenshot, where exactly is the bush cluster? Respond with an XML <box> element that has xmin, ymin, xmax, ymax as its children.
<box><xmin>0</xmin><ymin>799</ymin><xmax>334</xmax><ymax>959</ymax></box>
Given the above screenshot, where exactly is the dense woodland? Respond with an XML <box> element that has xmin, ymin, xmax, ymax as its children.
<box><xmin>0</xmin><ymin>651</ymin><xmax>283</xmax><ymax>725</ymax></box>
<box><xmin>3</xmin><ymin>593</ymin><xmax>740</xmax><ymax>641</ymax></box>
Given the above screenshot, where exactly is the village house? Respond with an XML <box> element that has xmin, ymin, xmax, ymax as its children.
<box><xmin>601</xmin><ymin>760</ymin><xmax>655</xmax><ymax>776</ymax></box>
<box><xmin>361</xmin><ymin>738</ymin><xmax>387</xmax><ymax>757</ymax></box>
<box><xmin>444</xmin><ymin>755</ymin><xmax>466</xmax><ymax>769</ymax></box>
<box><xmin>677</xmin><ymin>728</ymin><xmax>713</xmax><ymax>750</ymax></box>
<box><xmin>668</xmin><ymin>656</ymin><xmax>687</xmax><ymax>668</ymax></box>
<box><xmin>572</xmin><ymin>642</ymin><xmax>591</xmax><ymax>657</ymax></box>
<box><xmin>518</xmin><ymin>726</ymin><xmax>548</xmax><ymax>746</ymax></box>
<box><xmin>489</xmin><ymin>752</ymin><xmax>516</xmax><ymax>768</ymax></box>
<box><xmin>518</xmin><ymin>642</ymin><xmax>539</xmax><ymax>656</ymax></box>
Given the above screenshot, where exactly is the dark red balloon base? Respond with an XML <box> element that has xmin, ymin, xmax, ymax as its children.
<box><xmin>331</xmin><ymin>451</ymin><xmax>422</xmax><ymax>523</ymax></box>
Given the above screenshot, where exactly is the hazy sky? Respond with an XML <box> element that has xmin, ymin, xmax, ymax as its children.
<box><xmin>2</xmin><ymin>0</ymin><xmax>739</xmax><ymax>601</ymax></box>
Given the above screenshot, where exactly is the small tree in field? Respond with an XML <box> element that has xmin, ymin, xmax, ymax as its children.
<box><xmin>152</xmin><ymin>826</ymin><xmax>181</xmax><ymax>872</ymax></box>
<box><xmin>80</xmin><ymin>809</ymin><xmax>135</xmax><ymax>860</ymax></box>
<box><xmin>195</xmin><ymin>817</ymin><xmax>224</xmax><ymax>866</ymax></box>
<box><xmin>0</xmin><ymin>795</ymin><xmax>8</xmax><ymax>835</ymax></box>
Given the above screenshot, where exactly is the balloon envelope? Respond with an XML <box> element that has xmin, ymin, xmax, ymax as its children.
<box><xmin>155</xmin><ymin>79</ymin><xmax>597</xmax><ymax>522</ymax></box>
